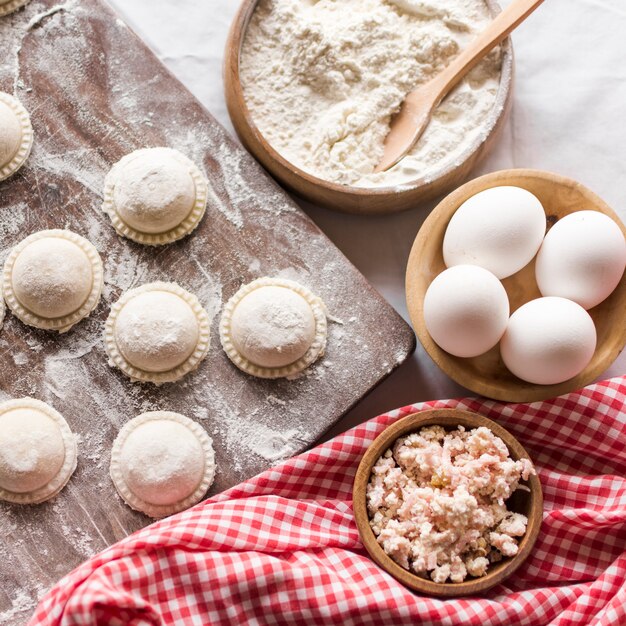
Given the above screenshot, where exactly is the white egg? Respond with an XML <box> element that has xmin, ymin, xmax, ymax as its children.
<box><xmin>535</xmin><ymin>210</ymin><xmax>626</xmax><ymax>310</ymax></box>
<box><xmin>443</xmin><ymin>186</ymin><xmax>547</xmax><ymax>279</ymax></box>
<box><xmin>423</xmin><ymin>265</ymin><xmax>509</xmax><ymax>358</ymax></box>
<box><xmin>500</xmin><ymin>297</ymin><xmax>596</xmax><ymax>385</ymax></box>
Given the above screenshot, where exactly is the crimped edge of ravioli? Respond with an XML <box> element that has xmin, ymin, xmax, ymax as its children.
<box><xmin>219</xmin><ymin>276</ymin><xmax>327</xmax><ymax>379</ymax></box>
<box><xmin>0</xmin><ymin>397</ymin><xmax>77</xmax><ymax>504</ymax></box>
<box><xmin>104</xmin><ymin>281</ymin><xmax>211</xmax><ymax>385</ymax></box>
<box><xmin>110</xmin><ymin>411</ymin><xmax>216</xmax><ymax>518</ymax></box>
<box><xmin>102</xmin><ymin>147</ymin><xmax>208</xmax><ymax>246</ymax></box>
<box><xmin>0</xmin><ymin>288</ymin><xmax>5</xmax><ymax>332</ymax></box>
<box><xmin>0</xmin><ymin>0</ymin><xmax>31</xmax><ymax>19</ymax></box>
<box><xmin>2</xmin><ymin>229</ymin><xmax>104</xmax><ymax>333</ymax></box>
<box><xmin>0</xmin><ymin>92</ymin><xmax>33</xmax><ymax>181</ymax></box>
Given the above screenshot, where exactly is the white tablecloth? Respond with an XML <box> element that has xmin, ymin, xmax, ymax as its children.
<box><xmin>107</xmin><ymin>0</ymin><xmax>626</xmax><ymax>438</ymax></box>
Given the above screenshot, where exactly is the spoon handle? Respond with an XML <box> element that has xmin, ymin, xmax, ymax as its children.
<box><xmin>432</xmin><ymin>0</ymin><xmax>545</xmax><ymax>98</ymax></box>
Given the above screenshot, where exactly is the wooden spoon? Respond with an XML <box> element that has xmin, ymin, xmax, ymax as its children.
<box><xmin>375</xmin><ymin>0</ymin><xmax>545</xmax><ymax>173</ymax></box>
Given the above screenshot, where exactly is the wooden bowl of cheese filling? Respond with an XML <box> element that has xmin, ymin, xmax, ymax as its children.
<box><xmin>224</xmin><ymin>0</ymin><xmax>514</xmax><ymax>215</ymax></box>
<box><xmin>353</xmin><ymin>409</ymin><xmax>543</xmax><ymax>596</ymax></box>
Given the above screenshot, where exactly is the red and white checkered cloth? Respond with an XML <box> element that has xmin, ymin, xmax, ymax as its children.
<box><xmin>30</xmin><ymin>377</ymin><xmax>626</xmax><ymax>626</ymax></box>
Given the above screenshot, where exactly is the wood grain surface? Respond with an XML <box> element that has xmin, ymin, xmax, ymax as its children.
<box><xmin>0</xmin><ymin>1</ymin><xmax>415</xmax><ymax>622</ymax></box>
<box><xmin>352</xmin><ymin>409</ymin><xmax>543</xmax><ymax>596</ymax></box>
<box><xmin>406</xmin><ymin>169</ymin><xmax>626</xmax><ymax>402</ymax></box>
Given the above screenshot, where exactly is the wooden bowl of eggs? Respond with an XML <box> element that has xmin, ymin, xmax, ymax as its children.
<box><xmin>352</xmin><ymin>408</ymin><xmax>543</xmax><ymax>596</ymax></box>
<box><xmin>224</xmin><ymin>0</ymin><xmax>514</xmax><ymax>214</ymax></box>
<box><xmin>406</xmin><ymin>169</ymin><xmax>626</xmax><ymax>402</ymax></box>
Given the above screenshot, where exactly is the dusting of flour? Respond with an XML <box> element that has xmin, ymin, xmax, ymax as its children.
<box><xmin>241</xmin><ymin>0</ymin><xmax>502</xmax><ymax>188</ymax></box>
<box><xmin>0</xmin><ymin>1</ymin><xmax>413</xmax><ymax>622</ymax></box>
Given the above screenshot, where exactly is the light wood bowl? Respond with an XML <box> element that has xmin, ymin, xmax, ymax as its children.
<box><xmin>353</xmin><ymin>408</ymin><xmax>543</xmax><ymax>596</ymax></box>
<box><xmin>406</xmin><ymin>169</ymin><xmax>626</xmax><ymax>402</ymax></box>
<box><xmin>224</xmin><ymin>0</ymin><xmax>514</xmax><ymax>215</ymax></box>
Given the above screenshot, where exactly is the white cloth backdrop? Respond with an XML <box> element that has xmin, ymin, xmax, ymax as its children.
<box><xmin>107</xmin><ymin>0</ymin><xmax>626</xmax><ymax>438</ymax></box>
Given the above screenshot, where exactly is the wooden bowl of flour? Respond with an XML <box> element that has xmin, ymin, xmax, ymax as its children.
<box><xmin>224</xmin><ymin>0</ymin><xmax>514</xmax><ymax>215</ymax></box>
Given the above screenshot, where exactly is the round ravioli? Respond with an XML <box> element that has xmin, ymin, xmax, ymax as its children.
<box><xmin>0</xmin><ymin>92</ymin><xmax>33</xmax><ymax>181</ymax></box>
<box><xmin>105</xmin><ymin>282</ymin><xmax>211</xmax><ymax>384</ymax></box>
<box><xmin>110</xmin><ymin>411</ymin><xmax>215</xmax><ymax>518</ymax></box>
<box><xmin>220</xmin><ymin>277</ymin><xmax>327</xmax><ymax>379</ymax></box>
<box><xmin>0</xmin><ymin>398</ymin><xmax>77</xmax><ymax>504</ymax></box>
<box><xmin>2</xmin><ymin>230</ymin><xmax>104</xmax><ymax>332</ymax></box>
<box><xmin>102</xmin><ymin>147</ymin><xmax>208</xmax><ymax>245</ymax></box>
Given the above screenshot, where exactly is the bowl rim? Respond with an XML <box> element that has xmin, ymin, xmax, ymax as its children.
<box><xmin>406</xmin><ymin>168</ymin><xmax>626</xmax><ymax>402</ymax></box>
<box><xmin>352</xmin><ymin>408</ymin><xmax>543</xmax><ymax>596</ymax></box>
<box><xmin>224</xmin><ymin>0</ymin><xmax>514</xmax><ymax>199</ymax></box>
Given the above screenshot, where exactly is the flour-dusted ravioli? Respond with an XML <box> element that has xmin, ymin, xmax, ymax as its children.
<box><xmin>0</xmin><ymin>398</ymin><xmax>77</xmax><ymax>504</ymax></box>
<box><xmin>0</xmin><ymin>290</ymin><xmax>4</xmax><ymax>333</ymax></box>
<box><xmin>0</xmin><ymin>0</ymin><xmax>31</xmax><ymax>18</ymax></box>
<box><xmin>110</xmin><ymin>411</ymin><xmax>216</xmax><ymax>518</ymax></box>
<box><xmin>0</xmin><ymin>92</ymin><xmax>33</xmax><ymax>181</ymax></box>
<box><xmin>105</xmin><ymin>281</ymin><xmax>211</xmax><ymax>384</ymax></box>
<box><xmin>102</xmin><ymin>147</ymin><xmax>208</xmax><ymax>246</ymax></box>
<box><xmin>220</xmin><ymin>277</ymin><xmax>327</xmax><ymax>379</ymax></box>
<box><xmin>2</xmin><ymin>229</ymin><xmax>104</xmax><ymax>332</ymax></box>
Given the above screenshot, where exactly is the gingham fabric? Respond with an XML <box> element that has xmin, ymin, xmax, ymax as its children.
<box><xmin>30</xmin><ymin>377</ymin><xmax>626</xmax><ymax>626</ymax></box>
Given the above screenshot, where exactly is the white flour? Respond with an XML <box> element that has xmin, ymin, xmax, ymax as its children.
<box><xmin>240</xmin><ymin>0</ymin><xmax>502</xmax><ymax>188</ymax></box>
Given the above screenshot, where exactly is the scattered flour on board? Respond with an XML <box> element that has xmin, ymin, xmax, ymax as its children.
<box><xmin>266</xmin><ymin>394</ymin><xmax>286</xmax><ymax>407</ymax></box>
<box><xmin>0</xmin><ymin>203</ymin><xmax>27</xmax><ymax>241</ymax></box>
<box><xmin>12</xmin><ymin>351</ymin><xmax>28</xmax><ymax>365</ymax></box>
<box><xmin>0</xmin><ymin>584</ymin><xmax>48</xmax><ymax>625</ymax></box>
<box><xmin>0</xmin><ymin>2</ymin><xmax>408</xmax><ymax>621</ymax></box>
<box><xmin>227</xmin><ymin>419</ymin><xmax>312</xmax><ymax>464</ymax></box>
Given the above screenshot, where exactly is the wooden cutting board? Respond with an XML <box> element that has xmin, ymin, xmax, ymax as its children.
<box><xmin>0</xmin><ymin>0</ymin><xmax>415</xmax><ymax>622</ymax></box>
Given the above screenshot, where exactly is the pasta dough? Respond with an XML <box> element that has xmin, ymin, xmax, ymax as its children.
<box><xmin>110</xmin><ymin>411</ymin><xmax>216</xmax><ymax>518</ymax></box>
<box><xmin>220</xmin><ymin>277</ymin><xmax>327</xmax><ymax>378</ymax></box>
<box><xmin>0</xmin><ymin>92</ymin><xmax>33</xmax><ymax>181</ymax></box>
<box><xmin>2</xmin><ymin>229</ymin><xmax>104</xmax><ymax>332</ymax></box>
<box><xmin>0</xmin><ymin>0</ymin><xmax>31</xmax><ymax>19</ymax></box>
<box><xmin>105</xmin><ymin>282</ymin><xmax>211</xmax><ymax>384</ymax></box>
<box><xmin>102</xmin><ymin>147</ymin><xmax>208</xmax><ymax>245</ymax></box>
<box><xmin>0</xmin><ymin>397</ymin><xmax>77</xmax><ymax>504</ymax></box>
